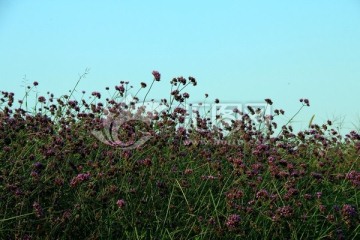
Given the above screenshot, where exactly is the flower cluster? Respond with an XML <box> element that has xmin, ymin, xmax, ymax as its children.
<box><xmin>225</xmin><ymin>214</ymin><xmax>241</xmax><ymax>229</ymax></box>
<box><xmin>116</xmin><ymin>199</ymin><xmax>126</xmax><ymax>209</ymax></box>
<box><xmin>33</xmin><ymin>201</ymin><xmax>44</xmax><ymax>218</ymax></box>
<box><xmin>0</xmin><ymin>71</ymin><xmax>359</xmax><ymax>238</ymax></box>
<box><xmin>70</xmin><ymin>172</ymin><xmax>91</xmax><ymax>187</ymax></box>
<box><xmin>152</xmin><ymin>70</ymin><xmax>161</xmax><ymax>81</ymax></box>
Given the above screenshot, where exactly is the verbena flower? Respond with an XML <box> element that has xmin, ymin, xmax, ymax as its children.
<box><xmin>116</xmin><ymin>199</ymin><xmax>126</xmax><ymax>209</ymax></box>
<box><xmin>38</xmin><ymin>96</ymin><xmax>46</xmax><ymax>103</ymax></box>
<box><xmin>225</xmin><ymin>214</ymin><xmax>241</xmax><ymax>229</ymax></box>
<box><xmin>152</xmin><ymin>70</ymin><xmax>161</xmax><ymax>81</ymax></box>
<box><xmin>33</xmin><ymin>201</ymin><xmax>43</xmax><ymax>218</ymax></box>
<box><xmin>341</xmin><ymin>204</ymin><xmax>357</xmax><ymax>218</ymax></box>
<box><xmin>70</xmin><ymin>172</ymin><xmax>91</xmax><ymax>187</ymax></box>
<box><xmin>276</xmin><ymin>205</ymin><xmax>293</xmax><ymax>218</ymax></box>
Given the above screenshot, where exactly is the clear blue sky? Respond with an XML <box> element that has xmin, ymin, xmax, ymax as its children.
<box><xmin>1</xmin><ymin>0</ymin><xmax>360</xmax><ymax>133</ymax></box>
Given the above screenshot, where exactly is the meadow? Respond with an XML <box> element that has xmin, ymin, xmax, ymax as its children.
<box><xmin>0</xmin><ymin>71</ymin><xmax>359</xmax><ymax>239</ymax></box>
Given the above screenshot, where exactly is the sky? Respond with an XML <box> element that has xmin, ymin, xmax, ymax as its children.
<box><xmin>1</xmin><ymin>0</ymin><xmax>360</xmax><ymax>134</ymax></box>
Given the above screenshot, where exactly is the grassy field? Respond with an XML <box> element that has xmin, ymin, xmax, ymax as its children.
<box><xmin>0</xmin><ymin>72</ymin><xmax>359</xmax><ymax>239</ymax></box>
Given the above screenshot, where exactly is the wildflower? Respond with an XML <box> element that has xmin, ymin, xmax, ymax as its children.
<box><xmin>208</xmin><ymin>217</ymin><xmax>216</xmax><ymax>226</ymax></box>
<box><xmin>177</xmin><ymin>76</ymin><xmax>186</xmax><ymax>85</ymax></box>
<box><xmin>345</xmin><ymin>170</ymin><xmax>360</xmax><ymax>187</ymax></box>
<box><xmin>14</xmin><ymin>188</ymin><xmax>23</xmax><ymax>196</ymax></box>
<box><xmin>265</xmin><ymin>98</ymin><xmax>273</xmax><ymax>105</ymax></box>
<box><xmin>38</xmin><ymin>96</ymin><xmax>46</xmax><ymax>103</ymax></box>
<box><xmin>141</xmin><ymin>82</ymin><xmax>147</xmax><ymax>88</ymax></box>
<box><xmin>115</xmin><ymin>85</ymin><xmax>125</xmax><ymax>93</ymax></box>
<box><xmin>319</xmin><ymin>204</ymin><xmax>326</xmax><ymax>213</ymax></box>
<box><xmin>225</xmin><ymin>214</ymin><xmax>241</xmax><ymax>229</ymax></box>
<box><xmin>33</xmin><ymin>162</ymin><xmax>44</xmax><ymax>170</ymax></box>
<box><xmin>33</xmin><ymin>81</ymin><xmax>39</xmax><ymax>86</ymax></box>
<box><xmin>345</xmin><ymin>170</ymin><xmax>360</xmax><ymax>180</ymax></box>
<box><xmin>304</xmin><ymin>99</ymin><xmax>310</xmax><ymax>106</ymax></box>
<box><xmin>116</xmin><ymin>199</ymin><xmax>126</xmax><ymax>209</ymax></box>
<box><xmin>247</xmin><ymin>106</ymin><xmax>255</xmax><ymax>115</ymax></box>
<box><xmin>184</xmin><ymin>168</ymin><xmax>193</xmax><ymax>175</ymax></box>
<box><xmin>70</xmin><ymin>172</ymin><xmax>91</xmax><ymax>187</ymax></box>
<box><xmin>152</xmin><ymin>70</ymin><xmax>161</xmax><ymax>81</ymax></box>
<box><xmin>226</xmin><ymin>189</ymin><xmax>244</xmax><ymax>200</ymax></box>
<box><xmin>214</xmin><ymin>98</ymin><xmax>220</xmax><ymax>104</ymax></box>
<box><xmin>276</xmin><ymin>205</ymin><xmax>293</xmax><ymax>218</ymax></box>
<box><xmin>171</xmin><ymin>90</ymin><xmax>179</xmax><ymax>96</ymax></box>
<box><xmin>54</xmin><ymin>177</ymin><xmax>64</xmax><ymax>186</ymax></box>
<box><xmin>188</xmin><ymin>76</ymin><xmax>197</xmax><ymax>86</ymax></box>
<box><xmin>201</xmin><ymin>175</ymin><xmax>216</xmax><ymax>180</ymax></box>
<box><xmin>311</xmin><ymin>172</ymin><xmax>323</xmax><ymax>180</ymax></box>
<box><xmin>33</xmin><ymin>201</ymin><xmax>43</xmax><ymax>218</ymax></box>
<box><xmin>140</xmin><ymin>158</ymin><xmax>152</xmax><ymax>166</ymax></box>
<box><xmin>183</xmin><ymin>140</ymin><xmax>193</xmax><ymax>146</ymax></box>
<box><xmin>62</xmin><ymin>210</ymin><xmax>72</xmax><ymax>221</ymax></box>
<box><xmin>232</xmin><ymin>107</ymin><xmax>240</xmax><ymax>114</ymax></box>
<box><xmin>91</xmin><ymin>91</ymin><xmax>101</xmax><ymax>99</ymax></box>
<box><xmin>341</xmin><ymin>204</ymin><xmax>357</xmax><ymax>218</ymax></box>
<box><xmin>326</xmin><ymin>214</ymin><xmax>335</xmax><ymax>222</ymax></box>
<box><xmin>284</xmin><ymin>188</ymin><xmax>299</xmax><ymax>200</ymax></box>
<box><xmin>303</xmin><ymin>193</ymin><xmax>312</xmax><ymax>200</ymax></box>
<box><xmin>183</xmin><ymin>92</ymin><xmax>190</xmax><ymax>99</ymax></box>
<box><xmin>316</xmin><ymin>192</ymin><xmax>322</xmax><ymax>199</ymax></box>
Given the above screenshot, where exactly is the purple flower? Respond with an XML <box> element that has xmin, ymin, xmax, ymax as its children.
<box><xmin>184</xmin><ymin>168</ymin><xmax>193</xmax><ymax>175</ymax></box>
<box><xmin>115</xmin><ymin>85</ymin><xmax>125</xmax><ymax>93</ymax></box>
<box><xmin>304</xmin><ymin>193</ymin><xmax>312</xmax><ymax>200</ymax></box>
<box><xmin>183</xmin><ymin>92</ymin><xmax>190</xmax><ymax>99</ymax></box>
<box><xmin>201</xmin><ymin>175</ymin><xmax>216</xmax><ymax>180</ymax></box>
<box><xmin>341</xmin><ymin>204</ymin><xmax>357</xmax><ymax>218</ymax></box>
<box><xmin>33</xmin><ymin>162</ymin><xmax>44</xmax><ymax>170</ymax></box>
<box><xmin>33</xmin><ymin>201</ymin><xmax>43</xmax><ymax>218</ymax></box>
<box><xmin>226</xmin><ymin>214</ymin><xmax>241</xmax><ymax>229</ymax></box>
<box><xmin>188</xmin><ymin>76</ymin><xmax>197</xmax><ymax>86</ymax></box>
<box><xmin>152</xmin><ymin>71</ymin><xmax>161</xmax><ymax>81</ymax></box>
<box><xmin>276</xmin><ymin>206</ymin><xmax>293</xmax><ymax>218</ymax></box>
<box><xmin>256</xmin><ymin>189</ymin><xmax>269</xmax><ymax>200</ymax></box>
<box><xmin>38</xmin><ymin>96</ymin><xmax>46</xmax><ymax>103</ymax></box>
<box><xmin>70</xmin><ymin>172</ymin><xmax>91</xmax><ymax>187</ymax></box>
<box><xmin>265</xmin><ymin>98</ymin><xmax>273</xmax><ymax>105</ymax></box>
<box><xmin>116</xmin><ymin>199</ymin><xmax>126</xmax><ymax>208</ymax></box>
<box><xmin>139</xmin><ymin>158</ymin><xmax>152</xmax><ymax>166</ymax></box>
<box><xmin>91</xmin><ymin>91</ymin><xmax>101</xmax><ymax>99</ymax></box>
<box><xmin>316</xmin><ymin>192</ymin><xmax>322</xmax><ymax>199</ymax></box>
<box><xmin>311</xmin><ymin>172</ymin><xmax>323</xmax><ymax>180</ymax></box>
<box><xmin>304</xmin><ymin>99</ymin><xmax>310</xmax><ymax>106</ymax></box>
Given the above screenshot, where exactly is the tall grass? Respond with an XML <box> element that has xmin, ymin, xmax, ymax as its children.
<box><xmin>0</xmin><ymin>71</ymin><xmax>359</xmax><ymax>239</ymax></box>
